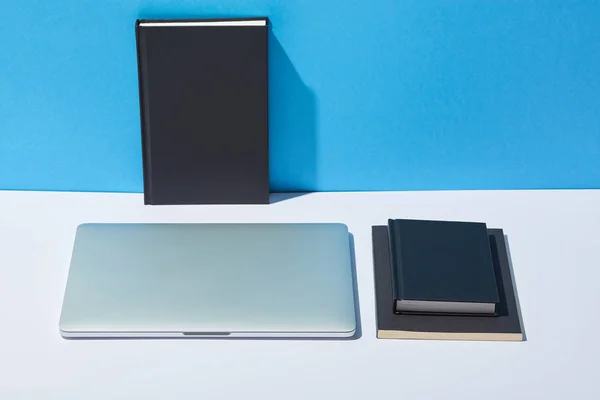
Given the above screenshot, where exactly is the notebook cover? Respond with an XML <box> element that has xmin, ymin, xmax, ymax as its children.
<box><xmin>388</xmin><ymin>219</ymin><xmax>499</xmax><ymax>313</ymax></box>
<box><xmin>373</xmin><ymin>225</ymin><xmax>523</xmax><ymax>341</ymax></box>
<box><xmin>135</xmin><ymin>18</ymin><xmax>269</xmax><ymax>205</ymax></box>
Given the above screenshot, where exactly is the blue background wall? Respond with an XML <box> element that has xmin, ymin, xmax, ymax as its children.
<box><xmin>1</xmin><ymin>1</ymin><xmax>599</xmax><ymax>192</ymax></box>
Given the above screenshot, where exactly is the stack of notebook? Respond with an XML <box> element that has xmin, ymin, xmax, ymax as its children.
<box><xmin>372</xmin><ymin>219</ymin><xmax>523</xmax><ymax>341</ymax></box>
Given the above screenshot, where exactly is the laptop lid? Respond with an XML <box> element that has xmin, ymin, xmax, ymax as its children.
<box><xmin>59</xmin><ymin>223</ymin><xmax>356</xmax><ymax>338</ymax></box>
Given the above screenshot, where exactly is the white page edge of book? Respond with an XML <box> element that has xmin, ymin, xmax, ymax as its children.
<box><xmin>139</xmin><ymin>20</ymin><xmax>266</xmax><ymax>27</ymax></box>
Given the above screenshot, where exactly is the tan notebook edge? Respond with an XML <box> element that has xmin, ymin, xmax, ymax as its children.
<box><xmin>378</xmin><ymin>330</ymin><xmax>523</xmax><ymax>341</ymax></box>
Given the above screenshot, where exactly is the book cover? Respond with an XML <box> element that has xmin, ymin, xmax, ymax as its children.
<box><xmin>388</xmin><ymin>219</ymin><xmax>499</xmax><ymax>315</ymax></box>
<box><xmin>135</xmin><ymin>18</ymin><xmax>269</xmax><ymax>205</ymax></box>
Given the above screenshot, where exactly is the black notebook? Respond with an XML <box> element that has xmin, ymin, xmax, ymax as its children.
<box><xmin>373</xmin><ymin>225</ymin><xmax>523</xmax><ymax>341</ymax></box>
<box><xmin>388</xmin><ymin>219</ymin><xmax>499</xmax><ymax>315</ymax></box>
<box><xmin>135</xmin><ymin>18</ymin><xmax>269</xmax><ymax>205</ymax></box>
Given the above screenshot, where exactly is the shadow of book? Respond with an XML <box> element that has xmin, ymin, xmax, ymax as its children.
<box><xmin>268</xmin><ymin>28</ymin><xmax>318</xmax><ymax>193</ymax></box>
<box><xmin>503</xmin><ymin>235</ymin><xmax>527</xmax><ymax>341</ymax></box>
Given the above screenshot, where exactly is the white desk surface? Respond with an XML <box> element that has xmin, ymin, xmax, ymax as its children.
<box><xmin>0</xmin><ymin>189</ymin><xmax>599</xmax><ymax>399</ymax></box>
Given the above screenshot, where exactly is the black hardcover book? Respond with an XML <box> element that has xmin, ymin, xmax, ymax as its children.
<box><xmin>388</xmin><ymin>219</ymin><xmax>499</xmax><ymax>315</ymax></box>
<box><xmin>373</xmin><ymin>225</ymin><xmax>523</xmax><ymax>341</ymax></box>
<box><xmin>135</xmin><ymin>18</ymin><xmax>269</xmax><ymax>205</ymax></box>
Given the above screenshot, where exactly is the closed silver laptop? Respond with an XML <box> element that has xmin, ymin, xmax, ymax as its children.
<box><xmin>59</xmin><ymin>223</ymin><xmax>356</xmax><ymax>338</ymax></box>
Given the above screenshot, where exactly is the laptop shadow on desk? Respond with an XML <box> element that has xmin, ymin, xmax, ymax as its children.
<box><xmin>64</xmin><ymin>233</ymin><xmax>362</xmax><ymax>342</ymax></box>
<box><xmin>347</xmin><ymin>233</ymin><xmax>363</xmax><ymax>340</ymax></box>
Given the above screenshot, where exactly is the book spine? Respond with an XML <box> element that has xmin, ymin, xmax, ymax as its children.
<box><xmin>387</xmin><ymin>219</ymin><xmax>405</xmax><ymax>305</ymax></box>
<box><xmin>135</xmin><ymin>21</ymin><xmax>153</xmax><ymax>204</ymax></box>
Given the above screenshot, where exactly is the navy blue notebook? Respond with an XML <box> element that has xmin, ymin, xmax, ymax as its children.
<box><xmin>388</xmin><ymin>219</ymin><xmax>499</xmax><ymax>316</ymax></box>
